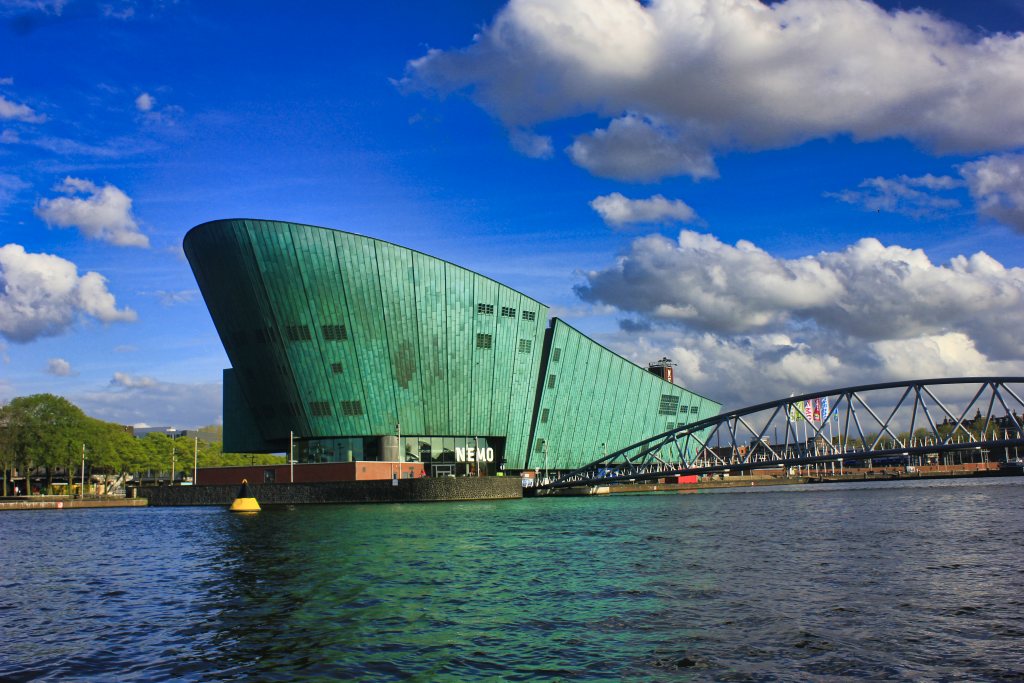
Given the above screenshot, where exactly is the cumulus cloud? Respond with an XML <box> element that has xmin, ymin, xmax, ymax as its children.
<box><xmin>578</xmin><ymin>230</ymin><xmax>1024</xmax><ymax>406</ymax></box>
<box><xmin>0</xmin><ymin>243</ymin><xmax>137</xmax><ymax>343</ymax></box>
<box><xmin>135</xmin><ymin>92</ymin><xmax>154</xmax><ymax>112</ymax></box>
<box><xmin>509</xmin><ymin>129</ymin><xmax>553</xmax><ymax>158</ymax></box>
<box><xmin>591</xmin><ymin>192</ymin><xmax>699</xmax><ymax>228</ymax></box>
<box><xmin>828</xmin><ymin>174</ymin><xmax>963</xmax><ymax>218</ymax></box>
<box><xmin>78</xmin><ymin>375</ymin><xmax>222</xmax><ymax>427</ymax></box>
<box><xmin>111</xmin><ymin>372</ymin><xmax>157</xmax><ymax>388</ymax></box>
<box><xmin>566</xmin><ymin>114</ymin><xmax>718</xmax><ymax>181</ymax></box>
<box><xmin>960</xmin><ymin>153</ymin><xmax>1024</xmax><ymax>233</ymax></box>
<box><xmin>0</xmin><ymin>94</ymin><xmax>44</xmax><ymax>123</ymax></box>
<box><xmin>46</xmin><ymin>357</ymin><xmax>74</xmax><ymax>376</ymax></box>
<box><xmin>34</xmin><ymin>176</ymin><xmax>149</xmax><ymax>247</ymax></box>
<box><xmin>404</xmin><ymin>0</ymin><xmax>1024</xmax><ymax>180</ymax></box>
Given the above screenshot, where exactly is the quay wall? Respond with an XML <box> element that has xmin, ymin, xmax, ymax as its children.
<box><xmin>142</xmin><ymin>477</ymin><xmax>522</xmax><ymax>507</ymax></box>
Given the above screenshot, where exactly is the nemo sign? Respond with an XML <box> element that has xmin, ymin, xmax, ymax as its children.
<box><xmin>455</xmin><ymin>447</ymin><xmax>494</xmax><ymax>463</ymax></box>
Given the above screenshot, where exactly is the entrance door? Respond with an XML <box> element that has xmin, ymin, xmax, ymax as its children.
<box><xmin>432</xmin><ymin>464</ymin><xmax>455</xmax><ymax>478</ymax></box>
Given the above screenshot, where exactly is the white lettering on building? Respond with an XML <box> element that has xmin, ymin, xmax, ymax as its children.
<box><xmin>455</xmin><ymin>446</ymin><xmax>494</xmax><ymax>463</ymax></box>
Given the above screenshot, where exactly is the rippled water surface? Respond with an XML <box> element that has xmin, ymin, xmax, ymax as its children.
<box><xmin>2</xmin><ymin>478</ymin><xmax>1023</xmax><ymax>681</ymax></box>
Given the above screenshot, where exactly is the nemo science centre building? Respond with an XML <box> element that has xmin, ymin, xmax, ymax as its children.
<box><xmin>184</xmin><ymin>219</ymin><xmax>720</xmax><ymax>481</ymax></box>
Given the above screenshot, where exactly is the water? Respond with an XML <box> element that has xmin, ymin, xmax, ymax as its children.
<box><xmin>1</xmin><ymin>478</ymin><xmax>1023</xmax><ymax>682</ymax></box>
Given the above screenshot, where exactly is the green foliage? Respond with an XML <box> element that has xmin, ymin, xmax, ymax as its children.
<box><xmin>0</xmin><ymin>393</ymin><xmax>273</xmax><ymax>482</ymax></box>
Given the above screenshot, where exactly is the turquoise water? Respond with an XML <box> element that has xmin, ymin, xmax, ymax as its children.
<box><xmin>1</xmin><ymin>478</ymin><xmax>1023</xmax><ymax>681</ymax></box>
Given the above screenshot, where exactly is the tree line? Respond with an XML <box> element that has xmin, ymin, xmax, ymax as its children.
<box><xmin>0</xmin><ymin>393</ymin><xmax>282</xmax><ymax>495</ymax></box>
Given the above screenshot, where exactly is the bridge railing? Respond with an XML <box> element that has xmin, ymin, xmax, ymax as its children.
<box><xmin>544</xmin><ymin>377</ymin><xmax>1024</xmax><ymax>489</ymax></box>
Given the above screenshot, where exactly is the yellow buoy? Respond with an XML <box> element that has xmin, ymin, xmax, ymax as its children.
<box><xmin>229</xmin><ymin>478</ymin><xmax>261</xmax><ymax>512</ymax></box>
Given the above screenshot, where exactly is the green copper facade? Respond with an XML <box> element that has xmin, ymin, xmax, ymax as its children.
<box><xmin>185</xmin><ymin>219</ymin><xmax>720</xmax><ymax>471</ymax></box>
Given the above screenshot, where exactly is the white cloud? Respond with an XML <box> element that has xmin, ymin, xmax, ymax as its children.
<box><xmin>34</xmin><ymin>176</ymin><xmax>150</xmax><ymax>247</ymax></box>
<box><xmin>577</xmin><ymin>230</ymin><xmax>1024</xmax><ymax>406</ymax></box>
<box><xmin>111</xmin><ymin>372</ymin><xmax>157</xmax><ymax>388</ymax></box>
<box><xmin>509</xmin><ymin>129</ymin><xmax>553</xmax><ymax>158</ymax></box>
<box><xmin>0</xmin><ymin>129</ymin><xmax>18</xmax><ymax>144</ymax></box>
<box><xmin>591</xmin><ymin>192</ymin><xmax>699</xmax><ymax>228</ymax></box>
<box><xmin>404</xmin><ymin>0</ymin><xmax>1024</xmax><ymax>181</ymax></box>
<box><xmin>0</xmin><ymin>94</ymin><xmax>44</xmax><ymax>123</ymax></box>
<box><xmin>78</xmin><ymin>375</ymin><xmax>222</xmax><ymax>427</ymax></box>
<box><xmin>828</xmin><ymin>173</ymin><xmax>963</xmax><ymax>218</ymax></box>
<box><xmin>152</xmin><ymin>289</ymin><xmax>197</xmax><ymax>306</ymax></box>
<box><xmin>0</xmin><ymin>174</ymin><xmax>29</xmax><ymax>212</ymax></box>
<box><xmin>566</xmin><ymin>114</ymin><xmax>718</xmax><ymax>181</ymax></box>
<box><xmin>960</xmin><ymin>153</ymin><xmax>1024</xmax><ymax>233</ymax></box>
<box><xmin>46</xmin><ymin>357</ymin><xmax>74</xmax><ymax>376</ymax></box>
<box><xmin>0</xmin><ymin>77</ymin><xmax>13</xmax><ymax>86</ymax></box>
<box><xmin>0</xmin><ymin>243</ymin><xmax>137</xmax><ymax>343</ymax></box>
<box><xmin>134</xmin><ymin>92</ymin><xmax>154</xmax><ymax>112</ymax></box>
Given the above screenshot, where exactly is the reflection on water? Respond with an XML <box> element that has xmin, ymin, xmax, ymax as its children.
<box><xmin>1</xmin><ymin>478</ymin><xmax>1022</xmax><ymax>681</ymax></box>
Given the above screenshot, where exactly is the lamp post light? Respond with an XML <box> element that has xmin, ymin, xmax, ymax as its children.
<box><xmin>289</xmin><ymin>431</ymin><xmax>296</xmax><ymax>483</ymax></box>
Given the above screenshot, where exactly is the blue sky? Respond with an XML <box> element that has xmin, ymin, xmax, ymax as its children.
<box><xmin>2</xmin><ymin>0</ymin><xmax>1024</xmax><ymax>427</ymax></box>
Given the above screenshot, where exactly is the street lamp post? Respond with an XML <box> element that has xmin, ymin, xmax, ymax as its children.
<box><xmin>193</xmin><ymin>437</ymin><xmax>199</xmax><ymax>485</ymax></box>
<box><xmin>168</xmin><ymin>428</ymin><xmax>177</xmax><ymax>486</ymax></box>
<box><xmin>80</xmin><ymin>443</ymin><xmax>86</xmax><ymax>498</ymax></box>
<box><xmin>289</xmin><ymin>431</ymin><xmax>295</xmax><ymax>483</ymax></box>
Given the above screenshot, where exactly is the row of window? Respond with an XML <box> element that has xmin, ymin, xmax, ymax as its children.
<box><xmin>232</xmin><ymin>324</ymin><xmax>349</xmax><ymax>346</ymax></box>
<box><xmin>477</xmin><ymin>303</ymin><xmax>538</xmax><ymax>321</ymax></box>
<box><xmin>305</xmin><ymin>400</ymin><xmax>368</xmax><ymax>418</ymax></box>
<box><xmin>475</xmin><ymin>334</ymin><xmax>533</xmax><ymax>353</ymax></box>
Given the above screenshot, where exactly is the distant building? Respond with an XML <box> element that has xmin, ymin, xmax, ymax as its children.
<box><xmin>184</xmin><ymin>219</ymin><xmax>722</xmax><ymax>476</ymax></box>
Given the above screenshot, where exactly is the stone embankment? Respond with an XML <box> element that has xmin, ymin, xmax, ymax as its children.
<box><xmin>142</xmin><ymin>476</ymin><xmax>522</xmax><ymax>507</ymax></box>
<box><xmin>0</xmin><ymin>497</ymin><xmax>148</xmax><ymax>511</ymax></box>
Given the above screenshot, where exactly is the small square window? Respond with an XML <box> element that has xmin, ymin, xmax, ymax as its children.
<box><xmin>547</xmin><ymin>374</ymin><xmax>556</xmax><ymax>389</ymax></box>
<box><xmin>477</xmin><ymin>303</ymin><xmax>494</xmax><ymax>315</ymax></box>
<box><xmin>518</xmin><ymin>339</ymin><xmax>532</xmax><ymax>353</ymax></box>
<box><xmin>286</xmin><ymin>325</ymin><xmax>312</xmax><ymax>342</ymax></box>
<box><xmin>310</xmin><ymin>401</ymin><xmax>332</xmax><ymax>417</ymax></box>
<box><xmin>521</xmin><ymin>310</ymin><xmax>536</xmax><ymax>321</ymax></box>
<box><xmin>322</xmin><ymin>324</ymin><xmax>348</xmax><ymax>341</ymax></box>
<box><xmin>330</xmin><ymin>362</ymin><xmax>343</xmax><ymax>374</ymax></box>
<box><xmin>690</xmin><ymin>406</ymin><xmax>698</xmax><ymax>414</ymax></box>
<box><xmin>341</xmin><ymin>400</ymin><xmax>364</xmax><ymax>416</ymax></box>
<box><xmin>541</xmin><ymin>408</ymin><xmax>549</xmax><ymax>423</ymax></box>
<box><xmin>476</xmin><ymin>333</ymin><xmax>493</xmax><ymax>349</ymax></box>
<box><xmin>535</xmin><ymin>438</ymin><xmax>545</xmax><ymax>453</ymax></box>
<box><xmin>501</xmin><ymin>306</ymin><xmax>516</xmax><ymax>318</ymax></box>
<box><xmin>552</xmin><ymin>348</ymin><xmax>561</xmax><ymax>362</ymax></box>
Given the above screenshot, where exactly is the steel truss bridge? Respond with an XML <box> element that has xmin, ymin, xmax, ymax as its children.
<box><xmin>543</xmin><ymin>377</ymin><xmax>1024</xmax><ymax>490</ymax></box>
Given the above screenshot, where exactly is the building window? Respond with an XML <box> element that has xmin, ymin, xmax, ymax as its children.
<box><xmin>659</xmin><ymin>394</ymin><xmax>680</xmax><ymax>415</ymax></box>
<box><xmin>341</xmin><ymin>400</ymin><xmax>364</xmax><ymax>416</ymax></box>
<box><xmin>666</xmin><ymin>422</ymin><xmax>674</xmax><ymax>431</ymax></box>
<box><xmin>690</xmin><ymin>405</ymin><xmax>699</xmax><ymax>414</ymax></box>
<box><xmin>310</xmin><ymin>401</ymin><xmax>332</xmax><ymax>417</ymax></box>
<box><xmin>476</xmin><ymin>333</ymin><xmax>493</xmax><ymax>349</ymax></box>
<box><xmin>518</xmin><ymin>339</ymin><xmax>532</xmax><ymax>353</ymax></box>
<box><xmin>501</xmin><ymin>306</ymin><xmax>516</xmax><ymax>318</ymax></box>
<box><xmin>521</xmin><ymin>310</ymin><xmax>536</xmax><ymax>321</ymax></box>
<box><xmin>330</xmin><ymin>362</ymin><xmax>343</xmax><ymax>374</ymax></box>
<box><xmin>547</xmin><ymin>374</ymin><xmax>556</xmax><ymax>389</ymax></box>
<box><xmin>535</xmin><ymin>438</ymin><xmax>545</xmax><ymax>453</ymax></box>
<box><xmin>286</xmin><ymin>325</ymin><xmax>312</xmax><ymax>342</ymax></box>
<box><xmin>477</xmin><ymin>303</ymin><xmax>494</xmax><ymax>315</ymax></box>
<box><xmin>322</xmin><ymin>324</ymin><xmax>347</xmax><ymax>341</ymax></box>
<box><xmin>552</xmin><ymin>348</ymin><xmax>561</xmax><ymax>362</ymax></box>
<box><xmin>541</xmin><ymin>408</ymin><xmax>549</xmax><ymax>423</ymax></box>
<box><xmin>680</xmin><ymin>405</ymin><xmax>689</xmax><ymax>413</ymax></box>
